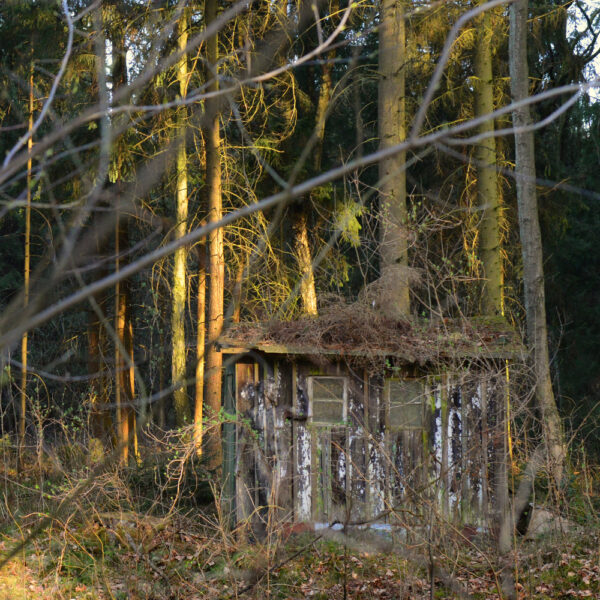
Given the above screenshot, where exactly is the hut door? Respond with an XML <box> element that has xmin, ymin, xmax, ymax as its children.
<box><xmin>308</xmin><ymin>376</ymin><xmax>349</xmax><ymax>523</ymax></box>
<box><xmin>384</xmin><ymin>378</ymin><xmax>426</xmax><ymax>516</ymax></box>
<box><xmin>235</xmin><ymin>362</ymin><xmax>261</xmax><ymax>523</ymax></box>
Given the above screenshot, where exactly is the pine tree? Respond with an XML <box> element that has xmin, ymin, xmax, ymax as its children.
<box><xmin>171</xmin><ymin>7</ymin><xmax>192</xmax><ymax>427</ymax></box>
<box><xmin>204</xmin><ymin>0</ymin><xmax>224</xmax><ymax>469</ymax></box>
<box><xmin>378</xmin><ymin>0</ymin><xmax>410</xmax><ymax>317</ymax></box>
<box><xmin>509</xmin><ymin>0</ymin><xmax>565</xmax><ymax>488</ymax></box>
<box><xmin>474</xmin><ymin>1</ymin><xmax>503</xmax><ymax>316</ymax></box>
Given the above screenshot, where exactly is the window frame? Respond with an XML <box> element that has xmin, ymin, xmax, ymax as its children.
<box><xmin>384</xmin><ymin>377</ymin><xmax>425</xmax><ymax>430</ymax></box>
<box><xmin>308</xmin><ymin>376</ymin><xmax>348</xmax><ymax>426</ymax></box>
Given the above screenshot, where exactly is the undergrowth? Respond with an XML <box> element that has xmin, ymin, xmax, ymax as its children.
<box><xmin>0</xmin><ymin>433</ymin><xmax>599</xmax><ymax>599</ymax></box>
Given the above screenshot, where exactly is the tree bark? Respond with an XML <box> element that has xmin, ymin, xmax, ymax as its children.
<box><xmin>171</xmin><ymin>9</ymin><xmax>191</xmax><ymax>427</ymax></box>
<box><xmin>291</xmin><ymin>3</ymin><xmax>339</xmax><ymax>318</ymax></box>
<box><xmin>474</xmin><ymin>2</ymin><xmax>503</xmax><ymax>316</ymax></box>
<box><xmin>204</xmin><ymin>0</ymin><xmax>224</xmax><ymax>470</ymax></box>
<box><xmin>88</xmin><ymin>225</ymin><xmax>112</xmax><ymax>442</ymax></box>
<box><xmin>313</xmin><ymin>2</ymin><xmax>336</xmax><ymax>175</ymax></box>
<box><xmin>509</xmin><ymin>0</ymin><xmax>565</xmax><ymax>486</ymax></box>
<box><xmin>378</xmin><ymin>0</ymin><xmax>410</xmax><ymax>318</ymax></box>
<box><xmin>195</xmin><ymin>255</ymin><xmax>206</xmax><ymax>456</ymax></box>
<box><xmin>19</xmin><ymin>59</ymin><xmax>34</xmax><ymax>464</ymax></box>
<box><xmin>293</xmin><ymin>208</ymin><xmax>318</xmax><ymax>315</ymax></box>
<box><xmin>115</xmin><ymin>213</ymin><xmax>137</xmax><ymax>464</ymax></box>
<box><xmin>112</xmin><ymin>23</ymin><xmax>137</xmax><ymax>465</ymax></box>
<box><xmin>156</xmin><ymin>318</ymin><xmax>166</xmax><ymax>429</ymax></box>
<box><xmin>231</xmin><ymin>248</ymin><xmax>247</xmax><ymax>324</ymax></box>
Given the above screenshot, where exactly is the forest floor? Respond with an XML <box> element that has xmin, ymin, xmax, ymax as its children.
<box><xmin>0</xmin><ymin>509</ymin><xmax>599</xmax><ymax>599</ymax></box>
<box><xmin>0</xmin><ymin>448</ymin><xmax>599</xmax><ymax>599</ymax></box>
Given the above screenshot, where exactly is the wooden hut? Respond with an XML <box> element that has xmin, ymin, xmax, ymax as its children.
<box><xmin>217</xmin><ymin>310</ymin><xmax>522</xmax><ymax>532</ymax></box>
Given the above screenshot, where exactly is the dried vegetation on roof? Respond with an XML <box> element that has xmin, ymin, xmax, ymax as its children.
<box><xmin>222</xmin><ymin>300</ymin><xmax>522</xmax><ymax>365</ymax></box>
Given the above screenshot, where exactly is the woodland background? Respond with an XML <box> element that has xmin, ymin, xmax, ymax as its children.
<box><xmin>0</xmin><ymin>0</ymin><xmax>600</xmax><ymax>598</ymax></box>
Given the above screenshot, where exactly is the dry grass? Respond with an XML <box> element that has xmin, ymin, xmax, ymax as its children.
<box><xmin>223</xmin><ymin>298</ymin><xmax>521</xmax><ymax>365</ymax></box>
<box><xmin>1</xmin><ymin>435</ymin><xmax>600</xmax><ymax>599</ymax></box>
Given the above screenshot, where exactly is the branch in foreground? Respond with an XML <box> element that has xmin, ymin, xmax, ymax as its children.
<box><xmin>0</xmin><ymin>78</ymin><xmax>592</xmax><ymax>353</ymax></box>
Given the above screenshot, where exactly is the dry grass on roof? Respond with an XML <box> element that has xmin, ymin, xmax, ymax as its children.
<box><xmin>267</xmin><ymin>302</ymin><xmax>412</xmax><ymax>352</ymax></box>
<box><xmin>225</xmin><ymin>300</ymin><xmax>521</xmax><ymax>363</ymax></box>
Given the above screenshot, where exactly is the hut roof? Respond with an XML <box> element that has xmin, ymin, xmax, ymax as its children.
<box><xmin>218</xmin><ymin>304</ymin><xmax>523</xmax><ymax>365</ymax></box>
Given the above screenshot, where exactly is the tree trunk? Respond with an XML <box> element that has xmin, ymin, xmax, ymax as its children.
<box><xmin>204</xmin><ymin>0</ymin><xmax>224</xmax><ymax>470</ymax></box>
<box><xmin>231</xmin><ymin>249</ymin><xmax>246</xmax><ymax>324</ymax></box>
<box><xmin>509</xmin><ymin>0</ymin><xmax>565</xmax><ymax>486</ymax></box>
<box><xmin>474</xmin><ymin>3</ymin><xmax>503</xmax><ymax>316</ymax></box>
<box><xmin>171</xmin><ymin>10</ymin><xmax>191</xmax><ymax>427</ymax></box>
<box><xmin>291</xmin><ymin>8</ymin><xmax>339</xmax><ymax>318</ymax></box>
<box><xmin>195</xmin><ymin>255</ymin><xmax>206</xmax><ymax>456</ymax></box>
<box><xmin>19</xmin><ymin>60</ymin><xmax>34</xmax><ymax>464</ymax></box>
<box><xmin>156</xmin><ymin>319</ymin><xmax>166</xmax><ymax>429</ymax></box>
<box><xmin>378</xmin><ymin>0</ymin><xmax>410</xmax><ymax>318</ymax></box>
<box><xmin>111</xmin><ymin>24</ymin><xmax>137</xmax><ymax>465</ymax></box>
<box><xmin>313</xmin><ymin>2</ymin><xmax>336</xmax><ymax>175</ymax></box>
<box><xmin>115</xmin><ymin>213</ymin><xmax>137</xmax><ymax>464</ymax></box>
<box><xmin>293</xmin><ymin>208</ymin><xmax>318</xmax><ymax>315</ymax></box>
<box><xmin>353</xmin><ymin>46</ymin><xmax>364</xmax><ymax>159</ymax></box>
<box><xmin>88</xmin><ymin>227</ymin><xmax>112</xmax><ymax>442</ymax></box>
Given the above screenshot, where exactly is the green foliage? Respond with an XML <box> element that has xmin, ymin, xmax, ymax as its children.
<box><xmin>334</xmin><ymin>199</ymin><xmax>363</xmax><ymax>247</ymax></box>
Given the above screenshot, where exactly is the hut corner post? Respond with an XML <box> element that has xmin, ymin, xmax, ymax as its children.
<box><xmin>222</xmin><ymin>364</ymin><xmax>236</xmax><ymax>528</ymax></box>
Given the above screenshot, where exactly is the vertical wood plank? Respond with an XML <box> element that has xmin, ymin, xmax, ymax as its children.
<box><xmin>235</xmin><ymin>362</ymin><xmax>257</xmax><ymax>524</ymax></box>
<box><xmin>367</xmin><ymin>375</ymin><xmax>385</xmax><ymax>519</ymax></box>
<box><xmin>448</xmin><ymin>380</ymin><xmax>462</xmax><ymax>518</ymax></box>
<box><xmin>348</xmin><ymin>373</ymin><xmax>365</xmax><ymax>520</ymax></box>
<box><xmin>480</xmin><ymin>381</ymin><xmax>489</xmax><ymax>523</ymax></box>
<box><xmin>461</xmin><ymin>375</ymin><xmax>469</xmax><ymax>520</ymax></box>
<box><xmin>222</xmin><ymin>363</ymin><xmax>236</xmax><ymax>528</ymax></box>
<box><xmin>362</xmin><ymin>368</ymin><xmax>370</xmax><ymax>520</ymax></box>
<box><xmin>441</xmin><ymin>375</ymin><xmax>449</xmax><ymax>516</ymax></box>
<box><xmin>294</xmin><ymin>363</ymin><xmax>312</xmax><ymax>521</ymax></box>
<box><xmin>432</xmin><ymin>380</ymin><xmax>442</xmax><ymax>507</ymax></box>
<box><xmin>423</xmin><ymin>380</ymin><xmax>433</xmax><ymax>507</ymax></box>
<box><xmin>276</xmin><ymin>361</ymin><xmax>293</xmax><ymax>520</ymax></box>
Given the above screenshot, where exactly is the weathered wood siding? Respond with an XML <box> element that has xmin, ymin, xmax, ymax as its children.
<box><xmin>227</xmin><ymin>354</ymin><xmax>509</xmax><ymax>530</ymax></box>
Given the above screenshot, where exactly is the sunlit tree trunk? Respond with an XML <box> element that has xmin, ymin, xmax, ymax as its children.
<box><xmin>115</xmin><ymin>213</ymin><xmax>137</xmax><ymax>464</ymax></box>
<box><xmin>474</xmin><ymin>2</ymin><xmax>503</xmax><ymax>316</ymax></box>
<box><xmin>112</xmin><ymin>23</ymin><xmax>138</xmax><ymax>465</ymax></box>
<box><xmin>171</xmin><ymin>9</ymin><xmax>191</xmax><ymax>427</ymax></box>
<box><xmin>204</xmin><ymin>0</ymin><xmax>224</xmax><ymax>469</ymax></box>
<box><xmin>127</xmin><ymin>314</ymin><xmax>138</xmax><ymax>461</ymax></box>
<box><xmin>509</xmin><ymin>0</ymin><xmax>565</xmax><ymax>487</ymax></box>
<box><xmin>19</xmin><ymin>57</ymin><xmax>34</xmax><ymax>464</ymax></box>
<box><xmin>378</xmin><ymin>0</ymin><xmax>410</xmax><ymax>318</ymax></box>
<box><xmin>476</xmin><ymin>12</ymin><xmax>511</xmax><ymax>591</ymax></box>
<box><xmin>293</xmin><ymin>209</ymin><xmax>318</xmax><ymax>315</ymax></box>
<box><xmin>194</xmin><ymin>254</ymin><xmax>206</xmax><ymax>456</ymax></box>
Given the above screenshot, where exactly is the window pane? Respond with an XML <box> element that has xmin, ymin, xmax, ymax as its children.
<box><xmin>387</xmin><ymin>379</ymin><xmax>424</xmax><ymax>429</ymax></box>
<box><xmin>312</xmin><ymin>378</ymin><xmax>344</xmax><ymax>401</ymax></box>
<box><xmin>313</xmin><ymin>400</ymin><xmax>344</xmax><ymax>424</ymax></box>
<box><xmin>388</xmin><ymin>379</ymin><xmax>421</xmax><ymax>403</ymax></box>
<box><xmin>390</xmin><ymin>403</ymin><xmax>422</xmax><ymax>428</ymax></box>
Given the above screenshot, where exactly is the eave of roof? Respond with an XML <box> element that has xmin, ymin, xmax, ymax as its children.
<box><xmin>218</xmin><ymin>330</ymin><xmax>523</xmax><ymax>363</ymax></box>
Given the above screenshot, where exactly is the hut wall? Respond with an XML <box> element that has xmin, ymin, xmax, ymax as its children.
<box><xmin>226</xmin><ymin>354</ymin><xmax>509</xmax><ymax>531</ymax></box>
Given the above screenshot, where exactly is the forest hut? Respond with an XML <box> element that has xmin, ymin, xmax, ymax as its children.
<box><xmin>217</xmin><ymin>307</ymin><xmax>523</xmax><ymax>532</ymax></box>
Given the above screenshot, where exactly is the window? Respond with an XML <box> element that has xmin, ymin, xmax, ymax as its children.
<box><xmin>309</xmin><ymin>377</ymin><xmax>347</xmax><ymax>425</ymax></box>
<box><xmin>385</xmin><ymin>379</ymin><xmax>424</xmax><ymax>429</ymax></box>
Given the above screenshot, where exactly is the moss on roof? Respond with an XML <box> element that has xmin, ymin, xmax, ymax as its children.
<box><xmin>219</xmin><ymin>303</ymin><xmax>523</xmax><ymax>365</ymax></box>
